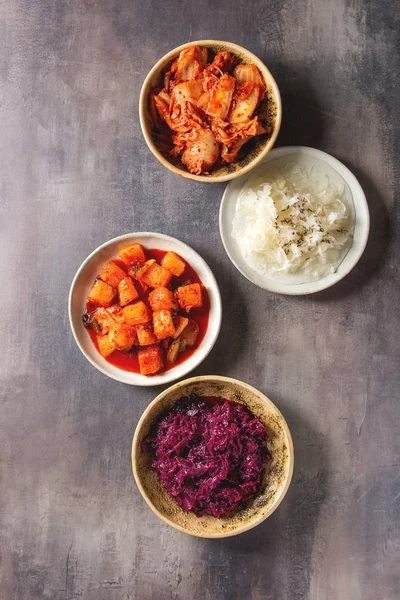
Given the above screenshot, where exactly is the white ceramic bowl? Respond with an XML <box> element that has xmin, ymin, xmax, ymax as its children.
<box><xmin>219</xmin><ymin>146</ymin><xmax>370</xmax><ymax>295</ymax></box>
<box><xmin>68</xmin><ymin>233</ymin><xmax>222</xmax><ymax>386</ymax></box>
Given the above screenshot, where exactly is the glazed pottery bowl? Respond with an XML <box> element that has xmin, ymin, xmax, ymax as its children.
<box><xmin>132</xmin><ymin>375</ymin><xmax>294</xmax><ymax>537</ymax></box>
<box><xmin>139</xmin><ymin>40</ymin><xmax>282</xmax><ymax>183</ymax></box>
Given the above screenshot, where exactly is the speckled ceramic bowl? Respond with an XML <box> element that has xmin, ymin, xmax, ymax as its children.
<box><xmin>139</xmin><ymin>40</ymin><xmax>282</xmax><ymax>183</ymax></box>
<box><xmin>132</xmin><ymin>376</ymin><xmax>293</xmax><ymax>538</ymax></box>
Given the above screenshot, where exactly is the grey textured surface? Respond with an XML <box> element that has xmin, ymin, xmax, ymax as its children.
<box><xmin>1</xmin><ymin>0</ymin><xmax>399</xmax><ymax>598</ymax></box>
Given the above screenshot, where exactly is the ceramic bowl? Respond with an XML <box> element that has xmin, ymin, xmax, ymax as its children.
<box><xmin>132</xmin><ymin>375</ymin><xmax>294</xmax><ymax>538</ymax></box>
<box><xmin>68</xmin><ymin>233</ymin><xmax>222</xmax><ymax>386</ymax></box>
<box><xmin>219</xmin><ymin>146</ymin><xmax>370</xmax><ymax>295</ymax></box>
<box><xmin>139</xmin><ymin>40</ymin><xmax>282</xmax><ymax>183</ymax></box>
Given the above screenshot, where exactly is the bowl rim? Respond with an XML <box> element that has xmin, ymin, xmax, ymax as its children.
<box><xmin>139</xmin><ymin>39</ymin><xmax>282</xmax><ymax>183</ymax></box>
<box><xmin>68</xmin><ymin>232</ymin><xmax>222</xmax><ymax>386</ymax></box>
<box><xmin>219</xmin><ymin>145</ymin><xmax>371</xmax><ymax>295</ymax></box>
<box><xmin>131</xmin><ymin>375</ymin><xmax>294</xmax><ymax>538</ymax></box>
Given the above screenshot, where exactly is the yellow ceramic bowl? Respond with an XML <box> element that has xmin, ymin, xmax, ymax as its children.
<box><xmin>139</xmin><ymin>40</ymin><xmax>282</xmax><ymax>183</ymax></box>
<box><xmin>132</xmin><ymin>376</ymin><xmax>293</xmax><ymax>538</ymax></box>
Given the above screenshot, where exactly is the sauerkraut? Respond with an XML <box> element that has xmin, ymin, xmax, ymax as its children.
<box><xmin>232</xmin><ymin>160</ymin><xmax>355</xmax><ymax>283</ymax></box>
<box><xmin>143</xmin><ymin>394</ymin><xmax>270</xmax><ymax>518</ymax></box>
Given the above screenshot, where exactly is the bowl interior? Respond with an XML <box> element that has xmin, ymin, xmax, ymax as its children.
<box><xmin>69</xmin><ymin>233</ymin><xmax>222</xmax><ymax>386</ymax></box>
<box><xmin>132</xmin><ymin>376</ymin><xmax>293</xmax><ymax>537</ymax></box>
<box><xmin>219</xmin><ymin>146</ymin><xmax>370</xmax><ymax>295</ymax></box>
<box><xmin>140</xmin><ymin>40</ymin><xmax>282</xmax><ymax>182</ymax></box>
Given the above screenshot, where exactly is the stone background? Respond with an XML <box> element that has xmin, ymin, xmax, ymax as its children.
<box><xmin>1</xmin><ymin>0</ymin><xmax>399</xmax><ymax>598</ymax></box>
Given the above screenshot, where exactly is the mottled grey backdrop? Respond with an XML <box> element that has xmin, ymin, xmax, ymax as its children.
<box><xmin>1</xmin><ymin>0</ymin><xmax>399</xmax><ymax>599</ymax></box>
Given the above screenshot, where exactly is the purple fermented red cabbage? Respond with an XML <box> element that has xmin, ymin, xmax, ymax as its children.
<box><xmin>143</xmin><ymin>394</ymin><xmax>271</xmax><ymax>518</ymax></box>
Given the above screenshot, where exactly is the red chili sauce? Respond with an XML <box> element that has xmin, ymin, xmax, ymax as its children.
<box><xmin>85</xmin><ymin>248</ymin><xmax>210</xmax><ymax>374</ymax></box>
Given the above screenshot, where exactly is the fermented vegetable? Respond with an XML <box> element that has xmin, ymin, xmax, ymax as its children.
<box><xmin>82</xmin><ymin>245</ymin><xmax>209</xmax><ymax>376</ymax></box>
<box><xmin>150</xmin><ymin>46</ymin><xmax>269</xmax><ymax>174</ymax></box>
<box><xmin>232</xmin><ymin>161</ymin><xmax>354</xmax><ymax>282</ymax></box>
<box><xmin>143</xmin><ymin>394</ymin><xmax>270</xmax><ymax>518</ymax></box>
